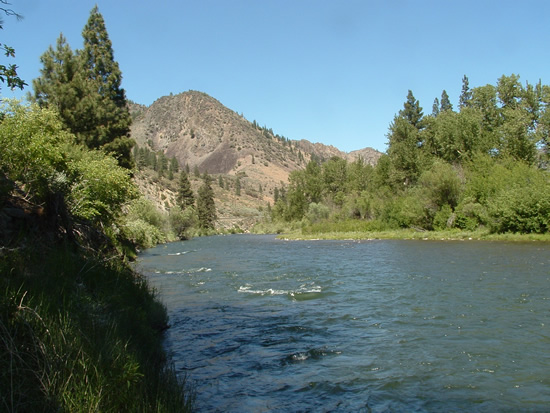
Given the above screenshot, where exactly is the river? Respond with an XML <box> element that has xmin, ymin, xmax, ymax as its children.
<box><xmin>136</xmin><ymin>234</ymin><xmax>550</xmax><ymax>412</ymax></box>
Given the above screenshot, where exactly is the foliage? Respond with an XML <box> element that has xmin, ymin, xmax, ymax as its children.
<box><xmin>32</xmin><ymin>6</ymin><xmax>134</xmax><ymax>168</ymax></box>
<box><xmin>0</xmin><ymin>101</ymin><xmax>71</xmax><ymax>201</ymax></box>
<box><xmin>0</xmin><ymin>4</ymin><xmax>26</xmax><ymax>92</ymax></box>
<box><xmin>487</xmin><ymin>163</ymin><xmax>550</xmax><ymax>233</ymax></box>
<box><xmin>66</xmin><ymin>146</ymin><xmax>138</xmax><ymax>225</ymax></box>
<box><xmin>0</xmin><ymin>100</ymin><xmax>140</xmax><ymax>245</ymax></box>
<box><xmin>196</xmin><ymin>173</ymin><xmax>217</xmax><ymax>229</ymax></box>
<box><xmin>270</xmin><ymin>74</ymin><xmax>550</xmax><ymax>237</ymax></box>
<box><xmin>0</xmin><ymin>245</ymin><xmax>193</xmax><ymax>412</ymax></box>
<box><xmin>169</xmin><ymin>205</ymin><xmax>199</xmax><ymax>239</ymax></box>
<box><xmin>121</xmin><ymin>198</ymin><xmax>168</xmax><ymax>248</ymax></box>
<box><xmin>176</xmin><ymin>170</ymin><xmax>195</xmax><ymax>210</ymax></box>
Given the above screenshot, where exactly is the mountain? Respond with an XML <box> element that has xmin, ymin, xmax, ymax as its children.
<box><xmin>129</xmin><ymin>91</ymin><xmax>382</xmax><ymax>229</ymax></box>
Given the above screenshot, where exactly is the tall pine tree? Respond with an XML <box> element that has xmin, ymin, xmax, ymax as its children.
<box><xmin>78</xmin><ymin>6</ymin><xmax>133</xmax><ymax>168</ymax></box>
<box><xmin>399</xmin><ymin>90</ymin><xmax>424</xmax><ymax>130</ymax></box>
<box><xmin>196</xmin><ymin>173</ymin><xmax>217</xmax><ymax>229</ymax></box>
<box><xmin>33</xmin><ymin>34</ymin><xmax>81</xmax><ymax>130</ymax></box>
<box><xmin>432</xmin><ymin>97</ymin><xmax>440</xmax><ymax>117</ymax></box>
<box><xmin>177</xmin><ymin>170</ymin><xmax>195</xmax><ymax>210</ymax></box>
<box><xmin>440</xmin><ymin>90</ymin><xmax>453</xmax><ymax>112</ymax></box>
<box><xmin>32</xmin><ymin>6</ymin><xmax>134</xmax><ymax>168</ymax></box>
<box><xmin>458</xmin><ymin>75</ymin><xmax>472</xmax><ymax>109</ymax></box>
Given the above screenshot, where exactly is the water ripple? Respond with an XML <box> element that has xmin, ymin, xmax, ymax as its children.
<box><xmin>139</xmin><ymin>235</ymin><xmax>550</xmax><ymax>412</ymax></box>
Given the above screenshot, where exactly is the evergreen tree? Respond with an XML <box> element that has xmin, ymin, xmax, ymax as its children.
<box><xmin>399</xmin><ymin>90</ymin><xmax>424</xmax><ymax>130</ymax></box>
<box><xmin>32</xmin><ymin>6</ymin><xmax>134</xmax><ymax>168</ymax></box>
<box><xmin>33</xmin><ymin>34</ymin><xmax>80</xmax><ymax>127</ymax></box>
<box><xmin>235</xmin><ymin>177</ymin><xmax>241</xmax><ymax>196</ymax></box>
<box><xmin>459</xmin><ymin>75</ymin><xmax>472</xmax><ymax>109</ymax></box>
<box><xmin>440</xmin><ymin>90</ymin><xmax>453</xmax><ymax>112</ymax></box>
<box><xmin>79</xmin><ymin>6</ymin><xmax>133</xmax><ymax>167</ymax></box>
<box><xmin>197</xmin><ymin>173</ymin><xmax>216</xmax><ymax>229</ymax></box>
<box><xmin>432</xmin><ymin>97</ymin><xmax>440</xmax><ymax>117</ymax></box>
<box><xmin>169</xmin><ymin>157</ymin><xmax>179</xmax><ymax>176</ymax></box>
<box><xmin>177</xmin><ymin>170</ymin><xmax>195</xmax><ymax>210</ymax></box>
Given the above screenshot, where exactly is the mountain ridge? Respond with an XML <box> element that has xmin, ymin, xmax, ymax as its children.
<box><xmin>129</xmin><ymin>90</ymin><xmax>383</xmax><ymax>229</ymax></box>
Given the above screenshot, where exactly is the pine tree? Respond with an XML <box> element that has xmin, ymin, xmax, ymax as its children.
<box><xmin>399</xmin><ymin>90</ymin><xmax>424</xmax><ymax>130</ymax></box>
<box><xmin>459</xmin><ymin>75</ymin><xmax>472</xmax><ymax>109</ymax></box>
<box><xmin>440</xmin><ymin>90</ymin><xmax>453</xmax><ymax>112</ymax></box>
<box><xmin>197</xmin><ymin>173</ymin><xmax>216</xmax><ymax>229</ymax></box>
<box><xmin>235</xmin><ymin>177</ymin><xmax>241</xmax><ymax>196</ymax></box>
<box><xmin>79</xmin><ymin>6</ymin><xmax>133</xmax><ymax>167</ymax></box>
<box><xmin>33</xmin><ymin>34</ymin><xmax>80</xmax><ymax>127</ymax></box>
<box><xmin>32</xmin><ymin>6</ymin><xmax>134</xmax><ymax>168</ymax></box>
<box><xmin>432</xmin><ymin>97</ymin><xmax>440</xmax><ymax>117</ymax></box>
<box><xmin>169</xmin><ymin>157</ymin><xmax>179</xmax><ymax>175</ymax></box>
<box><xmin>177</xmin><ymin>170</ymin><xmax>195</xmax><ymax>210</ymax></box>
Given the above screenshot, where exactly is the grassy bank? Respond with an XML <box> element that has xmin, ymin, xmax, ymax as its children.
<box><xmin>0</xmin><ymin>242</ymin><xmax>193</xmax><ymax>412</ymax></box>
<box><xmin>253</xmin><ymin>218</ymin><xmax>550</xmax><ymax>242</ymax></box>
<box><xmin>280</xmin><ymin>227</ymin><xmax>550</xmax><ymax>242</ymax></box>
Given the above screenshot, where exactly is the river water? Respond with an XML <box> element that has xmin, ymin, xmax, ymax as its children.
<box><xmin>137</xmin><ymin>234</ymin><xmax>550</xmax><ymax>412</ymax></box>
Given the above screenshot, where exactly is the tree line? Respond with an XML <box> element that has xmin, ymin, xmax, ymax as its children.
<box><xmin>271</xmin><ymin>75</ymin><xmax>550</xmax><ymax>235</ymax></box>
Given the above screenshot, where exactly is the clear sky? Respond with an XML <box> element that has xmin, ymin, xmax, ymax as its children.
<box><xmin>2</xmin><ymin>0</ymin><xmax>549</xmax><ymax>152</ymax></box>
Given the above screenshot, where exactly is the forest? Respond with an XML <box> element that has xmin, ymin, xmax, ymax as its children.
<box><xmin>268</xmin><ymin>75</ymin><xmax>550</xmax><ymax>238</ymax></box>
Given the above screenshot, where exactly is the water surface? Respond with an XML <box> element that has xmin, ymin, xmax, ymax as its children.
<box><xmin>137</xmin><ymin>234</ymin><xmax>550</xmax><ymax>412</ymax></box>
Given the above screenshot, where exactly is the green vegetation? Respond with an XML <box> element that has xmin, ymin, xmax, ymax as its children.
<box><xmin>31</xmin><ymin>6</ymin><xmax>134</xmax><ymax>169</ymax></box>
<box><xmin>0</xmin><ymin>100</ymin><xmax>193</xmax><ymax>412</ymax></box>
<box><xmin>0</xmin><ymin>3</ymin><xmax>25</xmax><ymax>92</ymax></box>
<box><xmin>1</xmin><ymin>5</ymin><xmax>193</xmax><ymax>411</ymax></box>
<box><xmin>196</xmin><ymin>173</ymin><xmax>217</xmax><ymax>230</ymax></box>
<box><xmin>264</xmin><ymin>75</ymin><xmax>550</xmax><ymax>240</ymax></box>
<box><xmin>0</xmin><ymin>245</ymin><xmax>193</xmax><ymax>412</ymax></box>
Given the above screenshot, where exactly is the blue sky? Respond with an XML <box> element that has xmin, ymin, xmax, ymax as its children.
<box><xmin>2</xmin><ymin>0</ymin><xmax>549</xmax><ymax>152</ymax></box>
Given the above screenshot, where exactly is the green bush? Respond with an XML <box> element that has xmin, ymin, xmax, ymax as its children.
<box><xmin>382</xmin><ymin>190</ymin><xmax>428</xmax><ymax>229</ymax></box>
<box><xmin>433</xmin><ymin>204</ymin><xmax>454</xmax><ymax>230</ymax></box>
<box><xmin>0</xmin><ymin>101</ymin><xmax>71</xmax><ymax>201</ymax></box>
<box><xmin>305</xmin><ymin>202</ymin><xmax>330</xmax><ymax>224</ymax></box>
<box><xmin>454</xmin><ymin>198</ymin><xmax>489</xmax><ymax>230</ymax></box>
<box><xmin>67</xmin><ymin>147</ymin><xmax>138</xmax><ymax>225</ymax></box>
<box><xmin>169</xmin><ymin>206</ymin><xmax>198</xmax><ymax>240</ymax></box>
<box><xmin>122</xmin><ymin>218</ymin><xmax>166</xmax><ymax>249</ymax></box>
<box><xmin>489</xmin><ymin>184</ymin><xmax>550</xmax><ymax>233</ymax></box>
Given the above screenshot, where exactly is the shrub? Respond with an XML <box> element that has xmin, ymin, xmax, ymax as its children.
<box><xmin>0</xmin><ymin>101</ymin><xmax>71</xmax><ymax>202</ymax></box>
<box><xmin>305</xmin><ymin>202</ymin><xmax>330</xmax><ymax>224</ymax></box>
<box><xmin>489</xmin><ymin>184</ymin><xmax>550</xmax><ymax>233</ymax></box>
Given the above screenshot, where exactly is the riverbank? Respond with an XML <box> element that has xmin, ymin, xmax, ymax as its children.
<box><xmin>0</xmin><ymin>238</ymin><xmax>194</xmax><ymax>411</ymax></box>
<box><xmin>279</xmin><ymin>228</ymin><xmax>550</xmax><ymax>242</ymax></box>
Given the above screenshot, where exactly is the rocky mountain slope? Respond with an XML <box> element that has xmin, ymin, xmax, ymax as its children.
<box><xmin>129</xmin><ymin>91</ymin><xmax>382</xmax><ymax>229</ymax></box>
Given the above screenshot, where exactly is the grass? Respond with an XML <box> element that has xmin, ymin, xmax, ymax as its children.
<box><xmin>0</xmin><ymin>243</ymin><xmax>194</xmax><ymax>412</ymax></box>
<box><xmin>271</xmin><ymin>219</ymin><xmax>550</xmax><ymax>242</ymax></box>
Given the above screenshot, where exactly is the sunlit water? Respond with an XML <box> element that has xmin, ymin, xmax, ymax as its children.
<box><xmin>136</xmin><ymin>234</ymin><xmax>550</xmax><ymax>412</ymax></box>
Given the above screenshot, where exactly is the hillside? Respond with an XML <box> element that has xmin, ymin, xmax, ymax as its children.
<box><xmin>130</xmin><ymin>91</ymin><xmax>382</xmax><ymax>229</ymax></box>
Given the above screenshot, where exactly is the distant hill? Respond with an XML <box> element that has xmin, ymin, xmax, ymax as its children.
<box><xmin>129</xmin><ymin>90</ymin><xmax>382</xmax><ymax>229</ymax></box>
